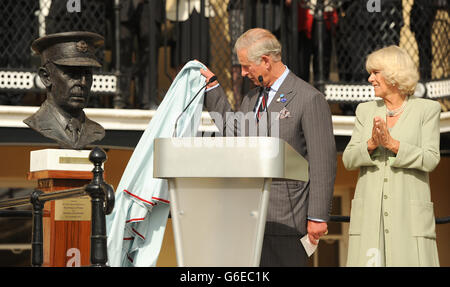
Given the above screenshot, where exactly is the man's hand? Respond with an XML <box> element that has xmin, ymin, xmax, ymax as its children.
<box><xmin>197</xmin><ymin>61</ymin><xmax>218</xmax><ymax>89</ymax></box>
<box><xmin>307</xmin><ymin>220</ymin><xmax>328</xmax><ymax>245</ymax></box>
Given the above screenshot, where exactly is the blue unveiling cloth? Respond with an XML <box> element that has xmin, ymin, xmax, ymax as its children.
<box><xmin>106</xmin><ymin>61</ymin><xmax>207</xmax><ymax>266</ymax></box>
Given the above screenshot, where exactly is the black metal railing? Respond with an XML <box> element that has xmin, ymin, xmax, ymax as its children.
<box><xmin>0</xmin><ymin>0</ymin><xmax>448</xmax><ymax>109</ymax></box>
<box><xmin>0</xmin><ymin>147</ymin><xmax>115</xmax><ymax>267</ymax></box>
<box><xmin>329</xmin><ymin>215</ymin><xmax>450</xmax><ymax>224</ymax></box>
<box><xmin>0</xmin><ymin>210</ymin><xmax>32</xmax><ymax>218</ymax></box>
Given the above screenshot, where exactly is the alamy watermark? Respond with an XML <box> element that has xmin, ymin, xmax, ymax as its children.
<box><xmin>170</xmin><ymin>104</ymin><xmax>282</xmax><ymax>159</ymax></box>
<box><xmin>367</xmin><ymin>0</ymin><xmax>381</xmax><ymax>13</ymax></box>
<box><xmin>366</xmin><ymin>248</ymin><xmax>381</xmax><ymax>267</ymax></box>
<box><xmin>67</xmin><ymin>0</ymin><xmax>81</xmax><ymax>13</ymax></box>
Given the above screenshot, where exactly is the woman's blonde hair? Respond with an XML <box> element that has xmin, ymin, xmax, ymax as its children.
<box><xmin>366</xmin><ymin>45</ymin><xmax>419</xmax><ymax>96</ymax></box>
<box><xmin>234</xmin><ymin>28</ymin><xmax>282</xmax><ymax>64</ymax></box>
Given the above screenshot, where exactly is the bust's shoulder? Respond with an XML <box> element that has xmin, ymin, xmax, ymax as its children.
<box><xmin>23</xmin><ymin>114</ymin><xmax>37</xmax><ymax>129</ymax></box>
<box><xmin>23</xmin><ymin>103</ymin><xmax>55</xmax><ymax>130</ymax></box>
<box><xmin>84</xmin><ymin>116</ymin><xmax>105</xmax><ymax>137</ymax></box>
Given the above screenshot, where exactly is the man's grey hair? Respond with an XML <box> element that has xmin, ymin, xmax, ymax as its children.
<box><xmin>234</xmin><ymin>28</ymin><xmax>282</xmax><ymax>64</ymax></box>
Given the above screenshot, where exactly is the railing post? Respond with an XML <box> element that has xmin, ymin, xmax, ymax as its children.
<box><xmin>30</xmin><ymin>189</ymin><xmax>44</xmax><ymax>267</ymax></box>
<box><xmin>314</xmin><ymin>0</ymin><xmax>326</xmax><ymax>93</ymax></box>
<box><xmin>291</xmin><ymin>0</ymin><xmax>299</xmax><ymax>75</ymax></box>
<box><xmin>85</xmin><ymin>147</ymin><xmax>108</xmax><ymax>267</ymax></box>
<box><xmin>113</xmin><ymin>0</ymin><xmax>124</xmax><ymax>109</ymax></box>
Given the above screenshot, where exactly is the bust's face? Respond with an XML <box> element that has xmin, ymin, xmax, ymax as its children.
<box><xmin>48</xmin><ymin>63</ymin><xmax>93</xmax><ymax>112</ymax></box>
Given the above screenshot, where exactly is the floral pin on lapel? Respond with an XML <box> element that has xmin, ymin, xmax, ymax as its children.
<box><xmin>276</xmin><ymin>93</ymin><xmax>287</xmax><ymax>103</ymax></box>
<box><xmin>278</xmin><ymin>107</ymin><xmax>291</xmax><ymax>119</ymax></box>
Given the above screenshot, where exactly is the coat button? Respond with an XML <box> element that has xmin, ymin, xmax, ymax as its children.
<box><xmin>384</xmin><ymin>178</ymin><xmax>388</xmax><ymax>182</ymax></box>
<box><xmin>384</xmin><ymin>212</ymin><xmax>389</xmax><ymax>216</ymax></box>
<box><xmin>384</xmin><ymin>195</ymin><xmax>388</xmax><ymax>199</ymax></box>
<box><xmin>385</xmin><ymin>229</ymin><xmax>389</xmax><ymax>234</ymax></box>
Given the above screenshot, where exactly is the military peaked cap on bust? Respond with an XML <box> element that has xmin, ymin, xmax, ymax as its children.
<box><xmin>32</xmin><ymin>31</ymin><xmax>104</xmax><ymax>68</ymax></box>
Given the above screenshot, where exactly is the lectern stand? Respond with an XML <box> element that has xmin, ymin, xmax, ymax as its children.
<box><xmin>28</xmin><ymin>149</ymin><xmax>97</xmax><ymax>267</ymax></box>
<box><xmin>154</xmin><ymin>137</ymin><xmax>308</xmax><ymax>267</ymax></box>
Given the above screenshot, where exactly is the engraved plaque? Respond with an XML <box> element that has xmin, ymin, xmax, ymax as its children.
<box><xmin>54</xmin><ymin>195</ymin><xmax>91</xmax><ymax>221</ymax></box>
<box><xmin>59</xmin><ymin>157</ymin><xmax>91</xmax><ymax>165</ymax></box>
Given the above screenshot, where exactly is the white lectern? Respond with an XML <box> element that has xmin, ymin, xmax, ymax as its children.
<box><xmin>153</xmin><ymin>137</ymin><xmax>308</xmax><ymax>266</ymax></box>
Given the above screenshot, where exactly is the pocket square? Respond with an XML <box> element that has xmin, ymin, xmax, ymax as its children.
<box><xmin>278</xmin><ymin>107</ymin><xmax>291</xmax><ymax>119</ymax></box>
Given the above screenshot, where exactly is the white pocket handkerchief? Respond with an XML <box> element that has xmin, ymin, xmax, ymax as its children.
<box><xmin>278</xmin><ymin>107</ymin><xmax>291</xmax><ymax>119</ymax></box>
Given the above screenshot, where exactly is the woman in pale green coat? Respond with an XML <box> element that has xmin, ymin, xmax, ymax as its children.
<box><xmin>343</xmin><ymin>46</ymin><xmax>441</xmax><ymax>267</ymax></box>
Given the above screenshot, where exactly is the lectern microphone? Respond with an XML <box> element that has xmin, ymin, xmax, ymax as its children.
<box><xmin>172</xmin><ymin>75</ymin><xmax>217</xmax><ymax>137</ymax></box>
<box><xmin>252</xmin><ymin>75</ymin><xmax>265</xmax><ymax>113</ymax></box>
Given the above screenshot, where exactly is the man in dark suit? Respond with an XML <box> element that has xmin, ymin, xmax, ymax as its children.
<box><xmin>24</xmin><ymin>32</ymin><xmax>105</xmax><ymax>150</ymax></box>
<box><xmin>117</xmin><ymin>0</ymin><xmax>164</xmax><ymax>109</ymax></box>
<box><xmin>410</xmin><ymin>0</ymin><xmax>439</xmax><ymax>81</ymax></box>
<box><xmin>200</xmin><ymin>28</ymin><xmax>336</xmax><ymax>266</ymax></box>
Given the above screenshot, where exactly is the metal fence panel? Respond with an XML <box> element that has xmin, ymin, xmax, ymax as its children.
<box><xmin>0</xmin><ymin>0</ymin><xmax>448</xmax><ymax>108</ymax></box>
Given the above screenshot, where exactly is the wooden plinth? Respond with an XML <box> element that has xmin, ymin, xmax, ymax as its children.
<box><xmin>28</xmin><ymin>170</ymin><xmax>92</xmax><ymax>267</ymax></box>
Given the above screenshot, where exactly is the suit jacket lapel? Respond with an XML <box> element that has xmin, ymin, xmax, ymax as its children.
<box><xmin>246</xmin><ymin>88</ymin><xmax>261</xmax><ymax>114</ymax></box>
<box><xmin>241</xmin><ymin>72</ymin><xmax>297</xmax><ymax>134</ymax></box>
<box><xmin>267</xmin><ymin>72</ymin><xmax>297</xmax><ymax>132</ymax></box>
<box><xmin>267</xmin><ymin>71</ymin><xmax>297</xmax><ymax>114</ymax></box>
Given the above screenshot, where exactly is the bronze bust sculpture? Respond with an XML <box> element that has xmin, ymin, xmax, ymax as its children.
<box><xmin>24</xmin><ymin>31</ymin><xmax>106</xmax><ymax>150</ymax></box>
